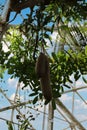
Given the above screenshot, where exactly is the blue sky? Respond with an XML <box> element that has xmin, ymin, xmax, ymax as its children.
<box><xmin>0</xmin><ymin>0</ymin><xmax>87</xmax><ymax>130</ymax></box>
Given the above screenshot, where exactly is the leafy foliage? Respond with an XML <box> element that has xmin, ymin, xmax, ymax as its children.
<box><xmin>0</xmin><ymin>0</ymin><xmax>87</xmax><ymax>105</ymax></box>
<box><xmin>6</xmin><ymin>121</ymin><xmax>13</xmax><ymax>130</ymax></box>
<box><xmin>1</xmin><ymin>26</ymin><xmax>87</xmax><ymax>103</ymax></box>
<box><xmin>46</xmin><ymin>0</ymin><xmax>87</xmax><ymax>23</ymax></box>
<box><xmin>0</xmin><ymin>1</ymin><xmax>87</xmax><ymax>130</ymax></box>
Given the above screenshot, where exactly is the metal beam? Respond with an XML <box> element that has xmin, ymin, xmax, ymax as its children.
<box><xmin>62</xmin><ymin>86</ymin><xmax>87</xmax><ymax>94</ymax></box>
<box><xmin>1</xmin><ymin>0</ymin><xmax>11</xmax><ymax>23</ymax></box>
<box><xmin>47</xmin><ymin>102</ymin><xmax>54</xmax><ymax>130</ymax></box>
<box><xmin>56</xmin><ymin>99</ymin><xmax>86</xmax><ymax>130</ymax></box>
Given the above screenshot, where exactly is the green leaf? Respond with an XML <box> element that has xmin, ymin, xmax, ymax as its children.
<box><xmin>64</xmin><ymin>84</ymin><xmax>71</xmax><ymax>89</ymax></box>
<box><xmin>6</xmin><ymin>121</ymin><xmax>13</xmax><ymax>130</ymax></box>
<box><xmin>51</xmin><ymin>24</ymin><xmax>55</xmax><ymax>34</ymax></box>
<box><xmin>85</xmin><ymin>45</ymin><xmax>87</xmax><ymax>55</ymax></box>
<box><xmin>53</xmin><ymin>90</ymin><xmax>61</xmax><ymax>98</ymax></box>
<box><xmin>44</xmin><ymin>33</ymin><xmax>50</xmax><ymax>39</ymax></box>
<box><xmin>52</xmin><ymin>52</ymin><xmax>58</xmax><ymax>62</ymax></box>
<box><xmin>61</xmin><ymin>86</ymin><xmax>64</xmax><ymax>93</ymax></box>
<box><xmin>68</xmin><ymin>79</ymin><xmax>73</xmax><ymax>83</ymax></box>
<box><xmin>33</xmin><ymin>96</ymin><xmax>38</xmax><ymax>104</ymax></box>
<box><xmin>44</xmin><ymin>99</ymin><xmax>50</xmax><ymax>105</ymax></box>
<box><xmin>74</xmin><ymin>72</ymin><xmax>81</xmax><ymax>81</ymax></box>
<box><xmin>52</xmin><ymin>99</ymin><xmax>56</xmax><ymax>110</ymax></box>
<box><xmin>39</xmin><ymin>93</ymin><xmax>43</xmax><ymax>99</ymax></box>
<box><xmin>29</xmin><ymin>92</ymin><xmax>38</xmax><ymax>96</ymax></box>
<box><xmin>82</xmin><ymin>77</ymin><xmax>87</xmax><ymax>84</ymax></box>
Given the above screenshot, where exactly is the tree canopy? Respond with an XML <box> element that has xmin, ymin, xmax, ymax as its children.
<box><xmin>0</xmin><ymin>0</ymin><xmax>87</xmax><ymax>129</ymax></box>
<box><xmin>0</xmin><ymin>1</ymin><xmax>87</xmax><ymax>102</ymax></box>
<box><xmin>0</xmin><ymin>0</ymin><xmax>87</xmax><ymax>103</ymax></box>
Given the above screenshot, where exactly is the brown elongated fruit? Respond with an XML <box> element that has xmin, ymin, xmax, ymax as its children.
<box><xmin>40</xmin><ymin>54</ymin><xmax>52</xmax><ymax>101</ymax></box>
<box><xmin>40</xmin><ymin>75</ymin><xmax>52</xmax><ymax>101</ymax></box>
<box><xmin>35</xmin><ymin>52</ymin><xmax>47</xmax><ymax>78</ymax></box>
<box><xmin>35</xmin><ymin>52</ymin><xmax>52</xmax><ymax>101</ymax></box>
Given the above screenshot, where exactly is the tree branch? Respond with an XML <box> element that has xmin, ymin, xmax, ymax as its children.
<box><xmin>11</xmin><ymin>0</ymin><xmax>52</xmax><ymax>12</ymax></box>
<box><xmin>56</xmin><ymin>99</ymin><xmax>86</xmax><ymax>130</ymax></box>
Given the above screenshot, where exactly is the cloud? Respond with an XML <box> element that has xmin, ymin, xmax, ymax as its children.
<box><xmin>75</xmin><ymin>77</ymin><xmax>87</xmax><ymax>92</ymax></box>
<box><xmin>60</xmin><ymin>93</ymin><xmax>87</xmax><ymax>110</ymax></box>
<box><xmin>2</xmin><ymin>41</ymin><xmax>10</xmax><ymax>52</ymax></box>
<box><xmin>51</xmin><ymin>31</ymin><xmax>58</xmax><ymax>41</ymax></box>
<box><xmin>7</xmin><ymin>78</ymin><xmax>18</xmax><ymax>88</ymax></box>
<box><xmin>45</xmin><ymin>31</ymin><xmax>60</xmax><ymax>55</ymax></box>
<box><xmin>76</xmin><ymin>113</ymin><xmax>87</xmax><ymax>121</ymax></box>
<box><xmin>60</xmin><ymin>94</ymin><xmax>72</xmax><ymax>102</ymax></box>
<box><xmin>10</xmin><ymin>93</ymin><xmax>17</xmax><ymax>101</ymax></box>
<box><xmin>75</xmin><ymin>100</ymin><xmax>87</xmax><ymax>110</ymax></box>
<box><xmin>45</xmin><ymin>31</ymin><xmax>58</xmax><ymax>45</ymax></box>
<box><xmin>76</xmin><ymin>80</ymin><xmax>87</xmax><ymax>88</ymax></box>
<box><xmin>81</xmin><ymin>101</ymin><xmax>87</xmax><ymax>109</ymax></box>
<box><xmin>10</xmin><ymin>93</ymin><xmax>24</xmax><ymax>101</ymax></box>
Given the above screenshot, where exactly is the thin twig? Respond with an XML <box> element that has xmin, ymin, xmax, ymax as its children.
<box><xmin>11</xmin><ymin>82</ymin><xmax>20</xmax><ymax>122</ymax></box>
